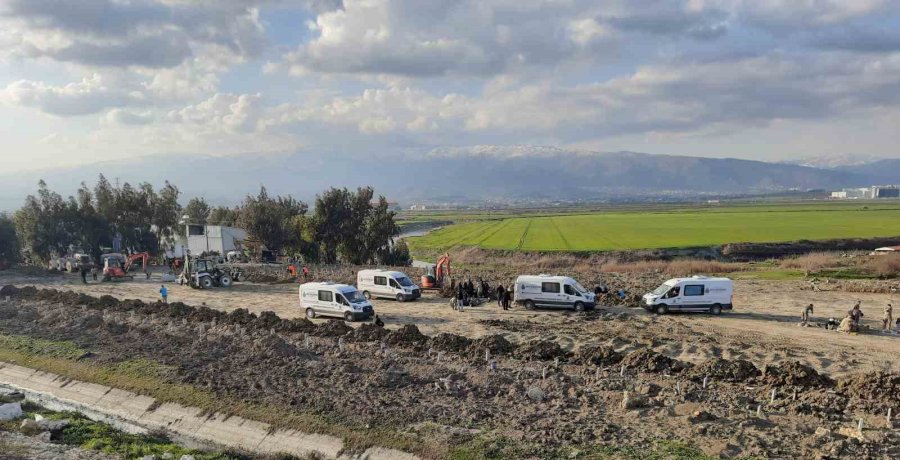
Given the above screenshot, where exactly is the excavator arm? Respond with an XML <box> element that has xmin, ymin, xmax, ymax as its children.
<box><xmin>124</xmin><ymin>252</ymin><xmax>149</xmax><ymax>272</ymax></box>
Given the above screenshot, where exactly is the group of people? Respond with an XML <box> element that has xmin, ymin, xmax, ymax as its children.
<box><xmin>454</xmin><ymin>278</ymin><xmax>494</xmax><ymax>307</ymax></box>
<box><xmin>808</xmin><ymin>301</ymin><xmax>898</xmax><ymax>334</ymax></box>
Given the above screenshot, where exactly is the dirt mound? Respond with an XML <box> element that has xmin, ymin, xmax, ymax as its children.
<box><xmin>0</xmin><ymin>285</ymin><xmax>17</xmax><ymax>296</ymax></box>
<box><xmin>574</xmin><ymin>345</ymin><xmax>623</xmax><ymax>367</ymax></box>
<box><xmin>471</xmin><ymin>334</ymin><xmax>515</xmax><ymax>356</ymax></box>
<box><xmin>761</xmin><ymin>361</ymin><xmax>833</xmax><ymax>388</ymax></box>
<box><xmin>227</xmin><ymin>308</ymin><xmax>257</xmax><ymax>325</ymax></box>
<box><xmin>252</xmin><ymin>335</ymin><xmax>298</xmax><ymax>358</ymax></box>
<box><xmin>836</xmin><ymin>371</ymin><xmax>900</xmax><ymax>412</ymax></box>
<box><xmin>350</xmin><ymin>323</ymin><xmax>389</xmax><ymax>342</ymax></box>
<box><xmin>429</xmin><ymin>333</ymin><xmax>472</xmax><ymax>352</ymax></box>
<box><xmin>620</xmin><ymin>348</ymin><xmax>689</xmax><ymax>373</ymax></box>
<box><xmin>243</xmin><ymin>273</ymin><xmax>279</xmax><ymax>283</ymax></box>
<box><xmin>317</xmin><ymin>319</ymin><xmax>352</xmax><ymax>337</ymax></box>
<box><xmin>517</xmin><ymin>340</ymin><xmax>567</xmax><ymax>361</ymax></box>
<box><xmin>688</xmin><ymin>359</ymin><xmax>760</xmax><ymax>383</ymax></box>
<box><xmin>384</xmin><ymin>324</ymin><xmax>428</xmax><ymax>347</ymax></box>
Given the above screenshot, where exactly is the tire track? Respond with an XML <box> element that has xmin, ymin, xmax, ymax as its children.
<box><xmin>515</xmin><ymin>218</ymin><xmax>533</xmax><ymax>251</ymax></box>
<box><xmin>548</xmin><ymin>217</ymin><xmax>573</xmax><ymax>251</ymax></box>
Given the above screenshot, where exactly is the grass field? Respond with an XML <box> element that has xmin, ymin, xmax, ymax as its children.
<box><xmin>407</xmin><ymin>203</ymin><xmax>900</xmax><ymax>252</ymax></box>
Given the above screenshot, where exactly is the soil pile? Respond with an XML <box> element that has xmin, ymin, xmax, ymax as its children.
<box><xmin>429</xmin><ymin>333</ymin><xmax>472</xmax><ymax>352</ymax></box>
<box><xmin>470</xmin><ymin>334</ymin><xmax>515</xmax><ymax>356</ymax></box>
<box><xmin>317</xmin><ymin>320</ymin><xmax>352</xmax><ymax>337</ymax></box>
<box><xmin>516</xmin><ymin>340</ymin><xmax>567</xmax><ymax>361</ymax></box>
<box><xmin>574</xmin><ymin>345</ymin><xmax>623</xmax><ymax>367</ymax></box>
<box><xmin>836</xmin><ymin>371</ymin><xmax>900</xmax><ymax>412</ymax></box>
<box><xmin>761</xmin><ymin>361</ymin><xmax>833</xmax><ymax>388</ymax></box>
<box><xmin>687</xmin><ymin>358</ymin><xmax>760</xmax><ymax>383</ymax></box>
<box><xmin>349</xmin><ymin>323</ymin><xmax>389</xmax><ymax>342</ymax></box>
<box><xmin>620</xmin><ymin>348</ymin><xmax>689</xmax><ymax>373</ymax></box>
<box><xmin>384</xmin><ymin>324</ymin><xmax>428</xmax><ymax>347</ymax></box>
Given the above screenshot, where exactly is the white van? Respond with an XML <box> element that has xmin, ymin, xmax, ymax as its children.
<box><xmin>357</xmin><ymin>269</ymin><xmax>421</xmax><ymax>302</ymax></box>
<box><xmin>513</xmin><ymin>275</ymin><xmax>596</xmax><ymax>311</ymax></box>
<box><xmin>299</xmin><ymin>282</ymin><xmax>374</xmax><ymax>321</ymax></box>
<box><xmin>642</xmin><ymin>276</ymin><xmax>733</xmax><ymax>315</ymax></box>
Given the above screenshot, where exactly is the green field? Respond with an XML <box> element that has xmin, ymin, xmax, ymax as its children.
<box><xmin>407</xmin><ymin>203</ymin><xmax>900</xmax><ymax>252</ymax></box>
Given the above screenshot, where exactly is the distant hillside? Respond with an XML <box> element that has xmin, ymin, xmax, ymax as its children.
<box><xmin>0</xmin><ymin>147</ymin><xmax>894</xmax><ymax>210</ymax></box>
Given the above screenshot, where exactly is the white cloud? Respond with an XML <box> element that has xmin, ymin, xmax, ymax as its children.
<box><xmin>0</xmin><ymin>74</ymin><xmax>143</xmax><ymax>116</ymax></box>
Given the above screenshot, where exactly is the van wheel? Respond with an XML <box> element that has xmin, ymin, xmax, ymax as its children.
<box><xmin>524</xmin><ymin>300</ymin><xmax>535</xmax><ymax>310</ymax></box>
<box><xmin>306</xmin><ymin>308</ymin><xmax>316</xmax><ymax>319</ymax></box>
<box><xmin>656</xmin><ymin>304</ymin><xmax>668</xmax><ymax>315</ymax></box>
<box><xmin>396</xmin><ymin>294</ymin><xmax>404</xmax><ymax>302</ymax></box>
<box><xmin>344</xmin><ymin>312</ymin><xmax>354</xmax><ymax>322</ymax></box>
<box><xmin>363</xmin><ymin>291</ymin><xmax>371</xmax><ymax>300</ymax></box>
<box><xmin>574</xmin><ymin>301</ymin><xmax>585</xmax><ymax>312</ymax></box>
<box><xmin>710</xmin><ymin>304</ymin><xmax>722</xmax><ymax>315</ymax></box>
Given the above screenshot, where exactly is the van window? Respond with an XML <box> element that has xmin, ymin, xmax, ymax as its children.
<box><xmin>564</xmin><ymin>284</ymin><xmax>580</xmax><ymax>296</ymax></box>
<box><xmin>374</xmin><ymin>276</ymin><xmax>387</xmax><ymax>286</ymax></box>
<box><xmin>684</xmin><ymin>285</ymin><xmax>705</xmax><ymax>296</ymax></box>
<box><xmin>541</xmin><ymin>282</ymin><xmax>560</xmax><ymax>293</ymax></box>
<box><xmin>337</xmin><ymin>295</ymin><xmax>349</xmax><ymax>306</ymax></box>
<box><xmin>318</xmin><ymin>290</ymin><xmax>333</xmax><ymax>302</ymax></box>
<box><xmin>390</xmin><ymin>279</ymin><xmax>399</xmax><ymax>288</ymax></box>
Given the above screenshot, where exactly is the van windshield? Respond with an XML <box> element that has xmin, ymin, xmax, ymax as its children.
<box><xmin>396</xmin><ymin>276</ymin><xmax>414</xmax><ymax>287</ymax></box>
<box><xmin>652</xmin><ymin>283</ymin><xmax>673</xmax><ymax>295</ymax></box>
<box><xmin>572</xmin><ymin>281</ymin><xmax>588</xmax><ymax>293</ymax></box>
<box><xmin>343</xmin><ymin>290</ymin><xmax>368</xmax><ymax>303</ymax></box>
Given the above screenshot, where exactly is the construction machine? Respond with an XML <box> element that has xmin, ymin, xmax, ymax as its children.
<box><xmin>178</xmin><ymin>255</ymin><xmax>233</xmax><ymax>289</ymax></box>
<box><xmin>421</xmin><ymin>253</ymin><xmax>451</xmax><ymax>290</ymax></box>
<box><xmin>101</xmin><ymin>252</ymin><xmax>150</xmax><ymax>281</ymax></box>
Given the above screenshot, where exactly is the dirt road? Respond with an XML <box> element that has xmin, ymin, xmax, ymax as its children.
<box><xmin>2</xmin><ymin>269</ymin><xmax>896</xmax><ymax>379</ymax></box>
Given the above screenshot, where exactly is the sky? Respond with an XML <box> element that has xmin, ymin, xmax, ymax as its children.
<box><xmin>1</xmin><ymin>0</ymin><xmax>900</xmax><ymax>172</ymax></box>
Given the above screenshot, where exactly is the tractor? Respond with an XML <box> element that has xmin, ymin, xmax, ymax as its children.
<box><xmin>178</xmin><ymin>256</ymin><xmax>233</xmax><ymax>289</ymax></box>
<box><xmin>421</xmin><ymin>253</ymin><xmax>451</xmax><ymax>290</ymax></box>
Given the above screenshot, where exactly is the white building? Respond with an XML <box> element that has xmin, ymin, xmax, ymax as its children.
<box><xmin>830</xmin><ymin>187</ymin><xmax>873</xmax><ymax>199</ymax></box>
<box><xmin>166</xmin><ymin>225</ymin><xmax>247</xmax><ymax>259</ymax></box>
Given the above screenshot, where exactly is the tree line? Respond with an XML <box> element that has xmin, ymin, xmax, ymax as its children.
<box><xmin>1</xmin><ymin>176</ymin><xmax>409</xmax><ymax>267</ymax></box>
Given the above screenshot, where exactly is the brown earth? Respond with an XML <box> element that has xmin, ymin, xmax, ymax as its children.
<box><xmin>0</xmin><ymin>268</ymin><xmax>899</xmax><ymax>458</ymax></box>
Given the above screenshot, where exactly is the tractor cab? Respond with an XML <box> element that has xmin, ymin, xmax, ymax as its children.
<box><xmin>101</xmin><ymin>253</ymin><xmax>130</xmax><ymax>281</ymax></box>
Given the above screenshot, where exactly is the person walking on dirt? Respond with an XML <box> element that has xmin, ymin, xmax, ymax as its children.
<box><xmin>80</xmin><ymin>266</ymin><xmax>88</xmax><ymax>284</ymax></box>
<box><xmin>496</xmin><ymin>285</ymin><xmax>505</xmax><ymax>307</ymax></box>
<box><xmin>883</xmin><ymin>303</ymin><xmax>893</xmax><ymax>330</ymax></box>
<box><xmin>501</xmin><ymin>289</ymin><xmax>511</xmax><ymax>311</ymax></box>
<box><xmin>159</xmin><ymin>285</ymin><xmax>168</xmax><ymax>304</ymax></box>
<box><xmin>801</xmin><ymin>304</ymin><xmax>814</xmax><ymax>323</ymax></box>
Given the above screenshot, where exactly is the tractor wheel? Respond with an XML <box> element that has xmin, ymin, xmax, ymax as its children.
<box><xmin>200</xmin><ymin>276</ymin><xmax>213</xmax><ymax>289</ymax></box>
<box><xmin>218</xmin><ymin>275</ymin><xmax>233</xmax><ymax>287</ymax></box>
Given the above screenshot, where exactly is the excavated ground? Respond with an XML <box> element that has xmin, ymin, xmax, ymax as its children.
<box><xmin>0</xmin><ymin>285</ymin><xmax>898</xmax><ymax>459</ymax></box>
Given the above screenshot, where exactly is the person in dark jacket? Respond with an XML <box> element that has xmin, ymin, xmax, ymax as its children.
<box><xmin>496</xmin><ymin>285</ymin><xmax>505</xmax><ymax>307</ymax></box>
<box><xmin>501</xmin><ymin>289</ymin><xmax>511</xmax><ymax>311</ymax></box>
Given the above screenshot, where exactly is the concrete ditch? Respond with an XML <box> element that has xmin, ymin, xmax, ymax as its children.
<box><xmin>0</xmin><ymin>361</ymin><xmax>419</xmax><ymax>460</ymax></box>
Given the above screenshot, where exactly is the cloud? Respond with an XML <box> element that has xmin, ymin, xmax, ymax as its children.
<box><xmin>0</xmin><ymin>74</ymin><xmax>143</xmax><ymax>116</ymax></box>
<box><xmin>0</xmin><ymin>0</ymin><xmax>267</xmax><ymax>69</ymax></box>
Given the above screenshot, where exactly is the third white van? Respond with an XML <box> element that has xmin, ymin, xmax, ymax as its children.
<box><xmin>642</xmin><ymin>276</ymin><xmax>733</xmax><ymax>315</ymax></box>
<box><xmin>357</xmin><ymin>269</ymin><xmax>421</xmax><ymax>302</ymax></box>
<box><xmin>513</xmin><ymin>274</ymin><xmax>596</xmax><ymax>311</ymax></box>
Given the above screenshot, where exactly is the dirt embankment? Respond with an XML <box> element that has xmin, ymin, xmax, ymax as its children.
<box><xmin>0</xmin><ymin>285</ymin><xmax>898</xmax><ymax>459</ymax></box>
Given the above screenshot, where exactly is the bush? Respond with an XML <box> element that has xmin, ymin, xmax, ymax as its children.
<box><xmin>779</xmin><ymin>252</ymin><xmax>843</xmax><ymax>271</ymax></box>
<box><xmin>869</xmin><ymin>254</ymin><xmax>900</xmax><ymax>278</ymax></box>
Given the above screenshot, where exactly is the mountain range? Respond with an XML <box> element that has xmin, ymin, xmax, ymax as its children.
<box><xmin>1</xmin><ymin>147</ymin><xmax>897</xmax><ymax>211</ymax></box>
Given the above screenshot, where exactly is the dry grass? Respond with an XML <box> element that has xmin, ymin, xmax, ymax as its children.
<box><xmin>600</xmin><ymin>259</ymin><xmax>745</xmax><ymax>275</ymax></box>
<box><xmin>868</xmin><ymin>254</ymin><xmax>900</xmax><ymax>277</ymax></box>
<box><xmin>779</xmin><ymin>252</ymin><xmax>846</xmax><ymax>271</ymax></box>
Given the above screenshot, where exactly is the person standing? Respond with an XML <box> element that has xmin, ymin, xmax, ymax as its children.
<box><xmin>501</xmin><ymin>289</ymin><xmax>511</xmax><ymax>311</ymax></box>
<box><xmin>849</xmin><ymin>302</ymin><xmax>864</xmax><ymax>326</ymax></box>
<box><xmin>159</xmin><ymin>285</ymin><xmax>168</xmax><ymax>304</ymax></box>
<box><xmin>80</xmin><ymin>265</ymin><xmax>88</xmax><ymax>284</ymax></box>
<box><xmin>883</xmin><ymin>303</ymin><xmax>893</xmax><ymax>330</ymax></box>
<box><xmin>496</xmin><ymin>284</ymin><xmax>505</xmax><ymax>307</ymax></box>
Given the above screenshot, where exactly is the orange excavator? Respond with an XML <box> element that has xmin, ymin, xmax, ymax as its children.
<box><xmin>102</xmin><ymin>252</ymin><xmax>150</xmax><ymax>281</ymax></box>
<box><xmin>421</xmin><ymin>253</ymin><xmax>450</xmax><ymax>290</ymax></box>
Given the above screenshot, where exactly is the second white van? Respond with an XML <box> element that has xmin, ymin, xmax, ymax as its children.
<box><xmin>357</xmin><ymin>269</ymin><xmax>421</xmax><ymax>302</ymax></box>
<box><xmin>299</xmin><ymin>282</ymin><xmax>374</xmax><ymax>321</ymax></box>
<box><xmin>642</xmin><ymin>276</ymin><xmax>733</xmax><ymax>315</ymax></box>
<box><xmin>513</xmin><ymin>274</ymin><xmax>596</xmax><ymax>311</ymax></box>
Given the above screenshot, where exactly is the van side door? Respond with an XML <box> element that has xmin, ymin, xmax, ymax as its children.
<box><xmin>681</xmin><ymin>284</ymin><xmax>706</xmax><ymax>311</ymax></box>
<box><xmin>317</xmin><ymin>290</ymin><xmax>335</xmax><ymax>316</ymax></box>
<box><xmin>541</xmin><ymin>282</ymin><xmax>562</xmax><ymax>308</ymax></box>
<box><xmin>373</xmin><ymin>276</ymin><xmax>388</xmax><ymax>297</ymax></box>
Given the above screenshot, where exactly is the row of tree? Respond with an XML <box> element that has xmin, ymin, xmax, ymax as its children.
<box><xmin>3</xmin><ymin>176</ymin><xmax>409</xmax><ymax>267</ymax></box>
